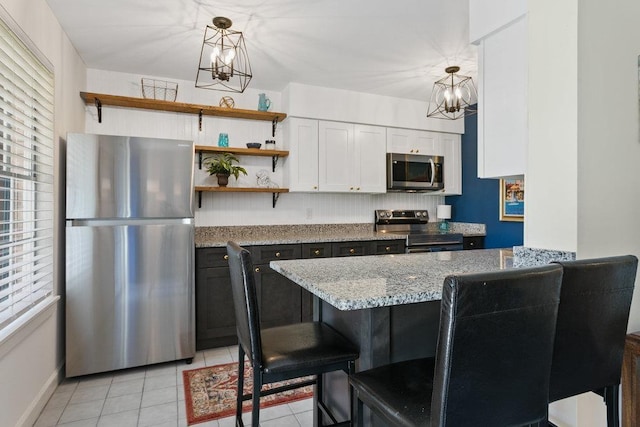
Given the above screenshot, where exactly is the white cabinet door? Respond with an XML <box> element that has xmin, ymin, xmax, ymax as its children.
<box><xmin>353</xmin><ymin>125</ymin><xmax>386</xmax><ymax>193</ymax></box>
<box><xmin>440</xmin><ymin>133</ymin><xmax>462</xmax><ymax>195</ymax></box>
<box><xmin>286</xmin><ymin>118</ymin><xmax>319</xmax><ymax>192</ymax></box>
<box><xmin>318</xmin><ymin>121</ymin><xmax>353</xmax><ymax>192</ymax></box>
<box><xmin>386</xmin><ymin>128</ymin><xmax>439</xmax><ymax>154</ymax></box>
<box><xmin>476</xmin><ymin>16</ymin><xmax>527</xmax><ymax>178</ymax></box>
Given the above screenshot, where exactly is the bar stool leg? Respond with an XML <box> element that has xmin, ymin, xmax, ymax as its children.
<box><xmin>603</xmin><ymin>385</ymin><xmax>620</xmax><ymax>427</ymax></box>
<box><xmin>236</xmin><ymin>347</ymin><xmax>245</xmax><ymax>426</ymax></box>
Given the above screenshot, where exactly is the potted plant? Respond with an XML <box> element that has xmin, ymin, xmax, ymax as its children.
<box><xmin>205</xmin><ymin>152</ymin><xmax>248</xmax><ymax>187</ymax></box>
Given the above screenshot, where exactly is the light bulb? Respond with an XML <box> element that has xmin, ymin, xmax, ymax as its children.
<box><xmin>210</xmin><ymin>46</ymin><xmax>236</xmax><ymax>66</ymax></box>
<box><xmin>455</xmin><ymin>87</ymin><xmax>462</xmax><ymax>99</ymax></box>
<box><xmin>444</xmin><ymin>89</ymin><xmax>451</xmax><ymax>101</ymax></box>
<box><xmin>225</xmin><ymin>49</ymin><xmax>236</xmax><ymax>64</ymax></box>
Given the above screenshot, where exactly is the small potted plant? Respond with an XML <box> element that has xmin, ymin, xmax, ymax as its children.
<box><xmin>205</xmin><ymin>152</ymin><xmax>247</xmax><ymax>187</ymax></box>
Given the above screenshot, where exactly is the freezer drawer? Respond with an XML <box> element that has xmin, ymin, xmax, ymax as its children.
<box><xmin>65</xmin><ymin>221</ymin><xmax>195</xmax><ymax>377</ymax></box>
<box><xmin>66</xmin><ymin>133</ymin><xmax>194</xmax><ymax>219</ymax></box>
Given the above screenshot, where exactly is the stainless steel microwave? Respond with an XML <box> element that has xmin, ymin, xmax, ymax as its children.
<box><xmin>387</xmin><ymin>153</ymin><xmax>444</xmax><ymax>192</ymax></box>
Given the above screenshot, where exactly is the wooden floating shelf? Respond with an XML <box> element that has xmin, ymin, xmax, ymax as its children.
<box><xmin>80</xmin><ymin>92</ymin><xmax>287</xmax><ymax>122</ymax></box>
<box><xmin>194</xmin><ymin>186</ymin><xmax>289</xmax><ymax>208</ymax></box>
<box><xmin>195</xmin><ymin>145</ymin><xmax>289</xmax><ymax>157</ymax></box>
<box><xmin>195</xmin><ymin>186</ymin><xmax>289</xmax><ymax>193</ymax></box>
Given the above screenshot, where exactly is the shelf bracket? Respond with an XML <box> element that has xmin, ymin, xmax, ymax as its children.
<box><xmin>272</xmin><ymin>192</ymin><xmax>281</xmax><ymax>208</ymax></box>
<box><xmin>198</xmin><ymin>110</ymin><xmax>203</xmax><ymax>131</ymax></box>
<box><xmin>198</xmin><ymin>151</ymin><xmax>203</xmax><ymax>170</ymax></box>
<box><xmin>198</xmin><ymin>191</ymin><xmax>202</xmax><ymax>208</ymax></box>
<box><xmin>94</xmin><ymin>98</ymin><xmax>102</xmax><ymax>123</ymax></box>
<box><xmin>272</xmin><ymin>119</ymin><xmax>278</xmax><ymax>137</ymax></box>
<box><xmin>271</xmin><ymin>154</ymin><xmax>280</xmax><ymax>172</ymax></box>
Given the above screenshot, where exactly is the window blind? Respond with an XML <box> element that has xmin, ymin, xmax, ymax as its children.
<box><xmin>0</xmin><ymin>17</ymin><xmax>54</xmax><ymax>330</ymax></box>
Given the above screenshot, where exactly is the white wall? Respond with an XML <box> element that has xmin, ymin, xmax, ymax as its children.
<box><xmin>85</xmin><ymin>70</ymin><xmax>448</xmax><ymax>226</ymax></box>
<box><xmin>0</xmin><ymin>0</ymin><xmax>86</xmax><ymax>425</ymax></box>
<box><xmin>527</xmin><ymin>0</ymin><xmax>640</xmax><ymax>425</ymax></box>
<box><xmin>526</xmin><ymin>0</ymin><xmax>578</xmax><ymax>252</ymax></box>
<box><xmin>283</xmin><ymin>82</ymin><xmax>464</xmax><ymax>134</ymax></box>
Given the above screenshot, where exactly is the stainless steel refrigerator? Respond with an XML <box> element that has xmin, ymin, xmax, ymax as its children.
<box><xmin>65</xmin><ymin>133</ymin><xmax>195</xmax><ymax>377</ymax></box>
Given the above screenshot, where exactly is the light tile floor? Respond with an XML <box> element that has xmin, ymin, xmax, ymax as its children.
<box><xmin>33</xmin><ymin>345</ymin><xmax>314</xmax><ymax>427</ymax></box>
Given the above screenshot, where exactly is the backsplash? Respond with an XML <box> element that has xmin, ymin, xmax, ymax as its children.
<box><xmin>194</xmin><ymin>191</ymin><xmax>444</xmax><ymax>226</ymax></box>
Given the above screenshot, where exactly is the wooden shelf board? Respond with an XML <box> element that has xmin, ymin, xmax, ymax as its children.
<box><xmin>80</xmin><ymin>92</ymin><xmax>287</xmax><ymax>122</ymax></box>
<box><xmin>195</xmin><ymin>145</ymin><xmax>289</xmax><ymax>157</ymax></box>
<box><xmin>195</xmin><ymin>186</ymin><xmax>289</xmax><ymax>193</ymax></box>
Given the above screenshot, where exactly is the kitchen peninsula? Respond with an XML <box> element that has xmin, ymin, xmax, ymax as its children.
<box><xmin>270</xmin><ymin>248</ymin><xmax>513</xmax><ymax>425</ymax></box>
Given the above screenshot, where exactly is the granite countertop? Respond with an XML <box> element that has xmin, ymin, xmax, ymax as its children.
<box><xmin>270</xmin><ymin>248</ymin><xmax>513</xmax><ymax>311</ymax></box>
<box><xmin>195</xmin><ymin>222</ymin><xmax>486</xmax><ymax>248</ymax></box>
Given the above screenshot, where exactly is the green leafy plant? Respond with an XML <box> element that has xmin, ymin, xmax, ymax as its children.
<box><xmin>204</xmin><ymin>152</ymin><xmax>248</xmax><ymax>179</ymax></box>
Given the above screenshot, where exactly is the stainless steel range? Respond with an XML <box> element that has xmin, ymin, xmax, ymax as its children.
<box><xmin>375</xmin><ymin>209</ymin><xmax>464</xmax><ymax>253</ymax></box>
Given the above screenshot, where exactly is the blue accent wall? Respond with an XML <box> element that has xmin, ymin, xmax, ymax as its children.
<box><xmin>445</xmin><ymin>111</ymin><xmax>523</xmax><ymax>249</ymax></box>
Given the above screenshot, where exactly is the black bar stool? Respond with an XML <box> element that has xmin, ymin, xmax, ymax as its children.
<box><xmin>349</xmin><ymin>265</ymin><xmax>564</xmax><ymax>427</ymax></box>
<box><xmin>548</xmin><ymin>255</ymin><xmax>637</xmax><ymax>427</ymax></box>
<box><xmin>226</xmin><ymin>241</ymin><xmax>359</xmax><ymax>427</ymax></box>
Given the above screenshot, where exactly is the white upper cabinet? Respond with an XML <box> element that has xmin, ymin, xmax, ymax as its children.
<box><xmin>386</xmin><ymin>128</ymin><xmax>440</xmax><ymax>155</ymax></box>
<box><xmin>472</xmin><ymin>3</ymin><xmax>528</xmax><ymax>178</ymax></box>
<box><xmin>353</xmin><ymin>125</ymin><xmax>387</xmax><ymax>193</ymax></box>
<box><xmin>287</xmin><ymin>118</ymin><xmax>460</xmax><ymax>195</ymax></box>
<box><xmin>285</xmin><ymin>118</ymin><xmax>319</xmax><ymax>192</ymax></box>
<box><xmin>440</xmin><ymin>133</ymin><xmax>462</xmax><ymax>195</ymax></box>
<box><xmin>318</xmin><ymin>121</ymin><xmax>386</xmax><ymax>193</ymax></box>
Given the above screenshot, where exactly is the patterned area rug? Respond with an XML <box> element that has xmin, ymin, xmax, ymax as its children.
<box><xmin>182</xmin><ymin>361</ymin><xmax>314</xmax><ymax>425</ymax></box>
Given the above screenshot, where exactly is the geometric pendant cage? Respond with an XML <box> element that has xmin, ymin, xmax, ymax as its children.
<box><xmin>427</xmin><ymin>66</ymin><xmax>477</xmax><ymax>120</ymax></box>
<box><xmin>195</xmin><ymin>17</ymin><xmax>252</xmax><ymax>93</ymax></box>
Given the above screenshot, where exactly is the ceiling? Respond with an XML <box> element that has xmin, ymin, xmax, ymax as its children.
<box><xmin>45</xmin><ymin>0</ymin><xmax>476</xmax><ymax>102</ymax></box>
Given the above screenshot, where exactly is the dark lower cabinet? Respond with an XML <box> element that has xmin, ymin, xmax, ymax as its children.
<box><xmin>195</xmin><ymin>266</ymin><xmax>237</xmax><ymax>349</ymax></box>
<box><xmin>195</xmin><ymin>247</ymin><xmax>237</xmax><ymax>350</ymax></box>
<box><xmin>195</xmin><ymin>239</ymin><xmax>407</xmax><ymax>350</ymax></box>
<box><xmin>254</xmin><ymin>265</ymin><xmax>302</xmax><ymax>328</ymax></box>
<box><xmin>463</xmin><ymin>236</ymin><xmax>485</xmax><ymax>250</ymax></box>
<box><xmin>251</xmin><ymin>244</ymin><xmax>303</xmax><ymax>329</ymax></box>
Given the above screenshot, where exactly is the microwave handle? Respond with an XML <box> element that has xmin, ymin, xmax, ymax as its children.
<box><xmin>429</xmin><ymin>158</ymin><xmax>435</xmax><ymax>186</ymax></box>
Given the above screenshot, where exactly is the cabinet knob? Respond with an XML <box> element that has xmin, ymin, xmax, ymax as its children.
<box><xmin>255</xmin><ymin>267</ymin><xmax>260</xmax><ymax>273</ymax></box>
<box><xmin>356</xmin><ymin>187</ymin><xmax>360</xmax><ymax>191</ymax></box>
<box><xmin>350</xmin><ymin>187</ymin><xmax>354</xmax><ymax>190</ymax></box>
<box><xmin>275</xmin><ymin>252</ymin><xmax>281</xmax><ymax>257</ymax></box>
<box><xmin>313</xmin><ymin>186</ymin><xmax>317</xmax><ymax>189</ymax></box>
<box><xmin>223</xmin><ymin>254</ymin><xmax>229</xmax><ymax>260</ymax></box>
<box><xmin>314</xmin><ymin>250</ymin><xmax>321</xmax><ymax>255</ymax></box>
<box><xmin>349</xmin><ymin>248</ymin><xmax>355</xmax><ymax>254</ymax></box>
<box><xmin>469</xmin><ymin>242</ymin><xmax>474</xmax><ymax>246</ymax></box>
<box><xmin>416</xmin><ymin>149</ymin><xmax>419</xmax><ymax>153</ymax></box>
<box><xmin>385</xmin><ymin>246</ymin><xmax>391</xmax><ymax>252</ymax></box>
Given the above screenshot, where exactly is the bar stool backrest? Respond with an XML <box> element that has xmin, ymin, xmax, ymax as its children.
<box><xmin>227</xmin><ymin>241</ymin><xmax>263</xmax><ymax>370</ymax></box>
<box><xmin>549</xmin><ymin>255</ymin><xmax>638</xmax><ymax>402</ymax></box>
<box><xmin>430</xmin><ymin>264</ymin><xmax>564</xmax><ymax>426</ymax></box>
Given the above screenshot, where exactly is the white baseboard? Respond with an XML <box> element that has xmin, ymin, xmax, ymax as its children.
<box><xmin>17</xmin><ymin>361</ymin><xmax>64</xmax><ymax>427</ymax></box>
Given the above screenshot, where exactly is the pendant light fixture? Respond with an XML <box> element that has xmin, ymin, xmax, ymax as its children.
<box><xmin>426</xmin><ymin>66</ymin><xmax>477</xmax><ymax>120</ymax></box>
<box><xmin>195</xmin><ymin>17</ymin><xmax>252</xmax><ymax>93</ymax></box>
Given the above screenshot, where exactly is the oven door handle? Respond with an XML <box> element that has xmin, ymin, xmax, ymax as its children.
<box><xmin>429</xmin><ymin>158</ymin><xmax>435</xmax><ymax>186</ymax></box>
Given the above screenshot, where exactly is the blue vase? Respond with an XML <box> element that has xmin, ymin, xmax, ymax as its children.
<box><xmin>218</xmin><ymin>133</ymin><xmax>229</xmax><ymax>147</ymax></box>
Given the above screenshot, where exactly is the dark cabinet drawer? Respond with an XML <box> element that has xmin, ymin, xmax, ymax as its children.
<box><xmin>195</xmin><ymin>246</ymin><xmax>231</xmax><ymax>269</ymax></box>
<box><xmin>301</xmin><ymin>243</ymin><xmax>333</xmax><ymax>259</ymax></box>
<box><xmin>373</xmin><ymin>240</ymin><xmax>406</xmax><ymax>255</ymax></box>
<box><xmin>331</xmin><ymin>241</ymin><xmax>373</xmax><ymax>257</ymax></box>
<box><xmin>463</xmin><ymin>236</ymin><xmax>485</xmax><ymax>250</ymax></box>
<box><xmin>250</xmin><ymin>244</ymin><xmax>301</xmax><ymax>263</ymax></box>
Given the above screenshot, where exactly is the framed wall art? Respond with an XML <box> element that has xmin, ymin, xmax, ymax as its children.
<box><xmin>499</xmin><ymin>178</ymin><xmax>524</xmax><ymax>222</ymax></box>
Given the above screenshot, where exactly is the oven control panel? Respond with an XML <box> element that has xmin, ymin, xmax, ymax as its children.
<box><xmin>375</xmin><ymin>209</ymin><xmax>429</xmax><ymax>223</ymax></box>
